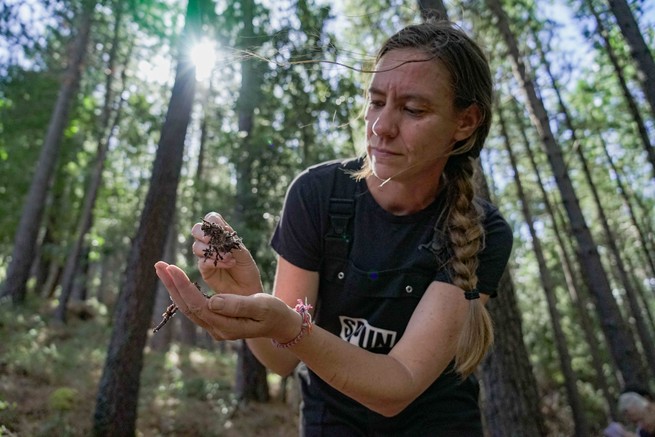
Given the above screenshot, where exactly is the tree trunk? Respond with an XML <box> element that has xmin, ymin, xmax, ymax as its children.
<box><xmin>480</xmin><ymin>271</ymin><xmax>548</xmax><ymax>437</ymax></box>
<box><xmin>92</xmin><ymin>1</ymin><xmax>199</xmax><ymax>434</ymax></box>
<box><xmin>485</xmin><ymin>0</ymin><xmax>648</xmax><ymax>389</ymax></box>
<box><xmin>150</xmin><ymin>218</ymin><xmax>177</xmax><ymax>353</ymax></box>
<box><xmin>233</xmin><ymin>0</ymin><xmax>269</xmax><ymax>403</ymax></box>
<box><xmin>33</xmin><ymin>224</ymin><xmax>56</xmax><ymax>295</ymax></box>
<box><xmin>71</xmin><ymin>245</ymin><xmax>90</xmax><ymax>302</ymax></box>
<box><xmin>607</xmin><ymin>0</ymin><xmax>655</xmax><ymax>118</ymax></box>
<box><xmin>417</xmin><ymin>0</ymin><xmax>449</xmax><ymax>21</ymax></box>
<box><xmin>235</xmin><ymin>340</ymin><xmax>270</xmax><ymax>402</ymax></box>
<box><xmin>585</xmin><ymin>0</ymin><xmax>655</xmax><ymax>179</ymax></box>
<box><xmin>178</xmin><ymin>85</ymin><xmax>213</xmax><ymax>348</ymax></box>
<box><xmin>1</xmin><ymin>0</ymin><xmax>95</xmax><ymax>303</ymax></box>
<box><xmin>474</xmin><ymin>158</ymin><xmax>547</xmax><ymax>435</ymax></box>
<box><xmin>56</xmin><ymin>2</ymin><xmax>127</xmax><ymax>322</ymax></box>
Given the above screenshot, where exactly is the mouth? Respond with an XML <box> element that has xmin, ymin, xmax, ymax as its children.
<box><xmin>370</xmin><ymin>146</ymin><xmax>401</xmax><ymax>160</ymax></box>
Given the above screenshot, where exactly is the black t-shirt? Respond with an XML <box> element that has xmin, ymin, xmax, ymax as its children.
<box><xmin>271</xmin><ymin>159</ymin><xmax>514</xmax><ymax>436</ymax></box>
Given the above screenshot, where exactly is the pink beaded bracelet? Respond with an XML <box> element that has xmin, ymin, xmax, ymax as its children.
<box><xmin>271</xmin><ymin>299</ymin><xmax>314</xmax><ymax>349</ymax></box>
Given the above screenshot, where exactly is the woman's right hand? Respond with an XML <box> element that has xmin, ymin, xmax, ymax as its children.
<box><xmin>191</xmin><ymin>212</ymin><xmax>263</xmax><ymax>296</ymax></box>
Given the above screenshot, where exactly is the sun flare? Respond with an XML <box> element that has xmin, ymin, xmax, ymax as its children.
<box><xmin>190</xmin><ymin>39</ymin><xmax>217</xmax><ymax>82</ymax></box>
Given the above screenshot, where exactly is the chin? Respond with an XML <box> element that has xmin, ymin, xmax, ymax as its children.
<box><xmin>370</xmin><ymin>164</ymin><xmax>394</xmax><ymax>181</ymax></box>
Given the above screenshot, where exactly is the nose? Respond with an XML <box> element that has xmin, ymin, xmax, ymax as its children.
<box><xmin>368</xmin><ymin>108</ymin><xmax>398</xmax><ymax>138</ymax></box>
<box><xmin>372</xmin><ymin>117</ymin><xmax>381</xmax><ymax>136</ymax></box>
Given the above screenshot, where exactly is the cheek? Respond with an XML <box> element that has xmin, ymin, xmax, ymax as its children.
<box><xmin>365</xmin><ymin>122</ymin><xmax>374</xmax><ymax>139</ymax></box>
<box><xmin>405</xmin><ymin>123</ymin><xmax>437</xmax><ymax>149</ymax></box>
<box><xmin>364</xmin><ymin>107</ymin><xmax>376</xmax><ymax>123</ymax></box>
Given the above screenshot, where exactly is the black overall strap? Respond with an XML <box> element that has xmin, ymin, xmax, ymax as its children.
<box><xmin>324</xmin><ymin>158</ymin><xmax>361</xmax><ymax>260</ymax></box>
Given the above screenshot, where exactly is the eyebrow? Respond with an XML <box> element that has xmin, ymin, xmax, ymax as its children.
<box><xmin>367</xmin><ymin>87</ymin><xmax>432</xmax><ymax>104</ymax></box>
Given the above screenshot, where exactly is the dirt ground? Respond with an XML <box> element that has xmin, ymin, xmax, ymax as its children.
<box><xmin>0</xmin><ymin>304</ymin><xmax>301</xmax><ymax>437</ymax></box>
<box><xmin>0</xmin><ymin>369</ymin><xmax>300</xmax><ymax>436</ymax></box>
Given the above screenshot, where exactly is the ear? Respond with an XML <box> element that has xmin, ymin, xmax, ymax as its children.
<box><xmin>453</xmin><ymin>104</ymin><xmax>482</xmax><ymax>142</ymax></box>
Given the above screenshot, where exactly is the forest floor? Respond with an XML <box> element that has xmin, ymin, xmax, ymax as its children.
<box><xmin>0</xmin><ymin>296</ymin><xmax>614</xmax><ymax>436</ymax></box>
<box><xmin>0</xmin><ymin>298</ymin><xmax>299</xmax><ymax>436</ymax></box>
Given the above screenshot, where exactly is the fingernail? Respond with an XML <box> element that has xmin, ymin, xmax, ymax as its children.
<box><xmin>209</xmin><ymin>295</ymin><xmax>224</xmax><ymax>310</ymax></box>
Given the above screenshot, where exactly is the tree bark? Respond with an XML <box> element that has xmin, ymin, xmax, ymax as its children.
<box><xmin>1</xmin><ymin>0</ymin><xmax>95</xmax><ymax>303</ymax></box>
<box><xmin>92</xmin><ymin>1</ymin><xmax>199</xmax><ymax>434</ymax></box>
<box><xmin>150</xmin><ymin>217</ymin><xmax>177</xmax><ymax>353</ymax></box>
<box><xmin>475</xmin><ymin>158</ymin><xmax>547</xmax><ymax>435</ymax></box>
<box><xmin>480</xmin><ymin>270</ymin><xmax>548</xmax><ymax>437</ymax></box>
<box><xmin>417</xmin><ymin>0</ymin><xmax>449</xmax><ymax>21</ymax></box>
<box><xmin>235</xmin><ymin>340</ymin><xmax>270</xmax><ymax>402</ymax></box>
<box><xmin>607</xmin><ymin>0</ymin><xmax>655</xmax><ymax>118</ymax></box>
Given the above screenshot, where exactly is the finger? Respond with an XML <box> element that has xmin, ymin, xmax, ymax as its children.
<box><xmin>155</xmin><ymin>263</ymin><xmax>212</xmax><ymax>330</ymax></box>
<box><xmin>155</xmin><ymin>261</ymin><xmax>190</xmax><ymax>305</ymax></box>
<box><xmin>203</xmin><ymin>212</ymin><xmax>230</xmax><ymax>228</ymax></box>
<box><xmin>203</xmin><ymin>224</ymin><xmax>252</xmax><ymax>264</ymax></box>
<box><xmin>208</xmin><ymin>294</ymin><xmax>301</xmax><ymax>341</ymax></box>
<box><xmin>205</xmin><ymin>313</ymin><xmax>267</xmax><ymax>340</ymax></box>
<box><xmin>191</xmin><ymin>239</ymin><xmax>211</xmax><ymax>258</ymax></box>
<box><xmin>202</xmin><ymin>213</ymin><xmax>242</xmax><ymax>242</ymax></box>
<box><xmin>194</xmin><ymin>242</ymin><xmax>238</xmax><ymax>268</ymax></box>
<box><xmin>155</xmin><ymin>263</ymin><xmax>230</xmax><ymax>340</ymax></box>
<box><xmin>154</xmin><ymin>261</ymin><xmax>173</xmax><ymax>287</ymax></box>
<box><xmin>166</xmin><ymin>265</ymin><xmax>211</xmax><ymax>314</ymax></box>
<box><xmin>208</xmin><ymin>293</ymin><xmax>276</xmax><ymax>321</ymax></box>
<box><xmin>196</xmin><ymin>213</ymin><xmax>247</xmax><ymax>264</ymax></box>
<box><xmin>191</xmin><ymin>236</ymin><xmax>233</xmax><ymax>264</ymax></box>
<box><xmin>191</xmin><ymin>222</ymin><xmax>210</xmax><ymax>244</ymax></box>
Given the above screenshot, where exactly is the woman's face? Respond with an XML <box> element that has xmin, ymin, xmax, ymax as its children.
<box><xmin>623</xmin><ymin>405</ymin><xmax>644</xmax><ymax>424</ymax></box>
<box><xmin>365</xmin><ymin>48</ymin><xmax>479</xmax><ymax>184</ymax></box>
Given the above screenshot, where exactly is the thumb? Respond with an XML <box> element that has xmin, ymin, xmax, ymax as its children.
<box><xmin>208</xmin><ymin>293</ymin><xmax>278</xmax><ymax>320</ymax></box>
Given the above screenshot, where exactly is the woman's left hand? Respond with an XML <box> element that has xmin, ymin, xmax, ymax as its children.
<box><xmin>154</xmin><ymin>261</ymin><xmax>301</xmax><ymax>343</ymax></box>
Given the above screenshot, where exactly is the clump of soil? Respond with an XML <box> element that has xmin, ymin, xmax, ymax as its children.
<box><xmin>200</xmin><ymin>219</ymin><xmax>242</xmax><ymax>266</ymax></box>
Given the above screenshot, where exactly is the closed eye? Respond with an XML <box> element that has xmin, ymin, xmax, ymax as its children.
<box><xmin>405</xmin><ymin>107</ymin><xmax>425</xmax><ymax>116</ymax></box>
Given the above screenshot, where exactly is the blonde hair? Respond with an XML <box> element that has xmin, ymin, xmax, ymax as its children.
<box><xmin>444</xmin><ymin>155</ymin><xmax>491</xmax><ymax>378</ymax></box>
<box><xmin>357</xmin><ymin>20</ymin><xmax>494</xmax><ymax>377</ymax></box>
<box><xmin>619</xmin><ymin>392</ymin><xmax>649</xmax><ymax>415</ymax></box>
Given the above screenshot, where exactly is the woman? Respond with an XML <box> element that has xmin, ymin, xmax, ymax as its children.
<box><xmin>156</xmin><ymin>20</ymin><xmax>513</xmax><ymax>436</ymax></box>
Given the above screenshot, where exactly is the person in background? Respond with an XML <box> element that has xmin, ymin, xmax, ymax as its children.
<box><xmin>618</xmin><ymin>392</ymin><xmax>655</xmax><ymax>437</ymax></box>
<box><xmin>156</xmin><ymin>19</ymin><xmax>513</xmax><ymax>436</ymax></box>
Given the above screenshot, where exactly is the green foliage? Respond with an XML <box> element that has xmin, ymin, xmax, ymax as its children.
<box><xmin>0</xmin><ymin>67</ymin><xmax>59</xmax><ymax>248</ymax></box>
<box><xmin>0</xmin><ymin>400</ymin><xmax>19</xmax><ymax>433</ymax></box>
<box><xmin>48</xmin><ymin>387</ymin><xmax>79</xmax><ymax>412</ymax></box>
